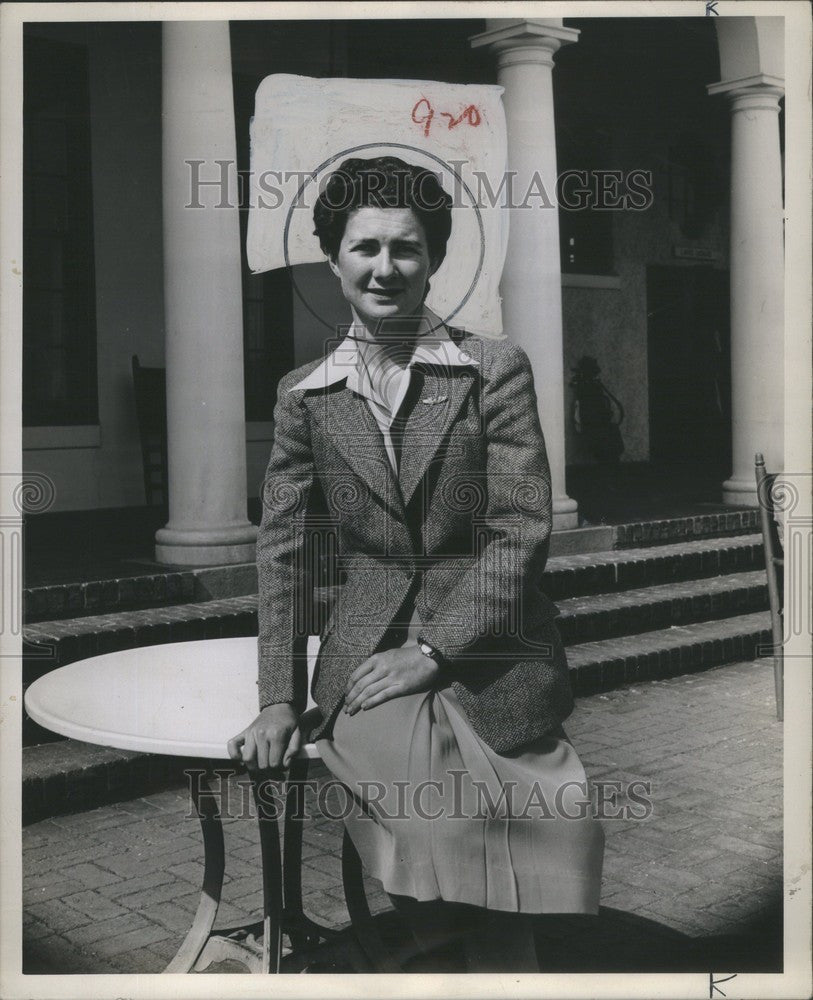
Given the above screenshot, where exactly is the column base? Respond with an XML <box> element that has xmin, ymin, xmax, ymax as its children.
<box><xmin>155</xmin><ymin>523</ymin><xmax>258</xmax><ymax>566</ymax></box>
<box><xmin>721</xmin><ymin>477</ymin><xmax>759</xmax><ymax>507</ymax></box>
<box><xmin>552</xmin><ymin>496</ymin><xmax>579</xmax><ymax>531</ymax></box>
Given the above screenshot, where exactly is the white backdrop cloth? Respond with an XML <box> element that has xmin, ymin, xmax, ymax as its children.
<box><xmin>246</xmin><ymin>74</ymin><xmax>508</xmax><ymax>337</ymax></box>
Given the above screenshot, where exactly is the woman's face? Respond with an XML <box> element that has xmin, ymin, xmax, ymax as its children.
<box><xmin>329</xmin><ymin>206</ymin><xmax>438</xmax><ymax>332</ymax></box>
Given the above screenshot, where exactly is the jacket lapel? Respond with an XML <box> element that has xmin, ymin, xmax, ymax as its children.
<box><xmin>303</xmin><ymin>385</ymin><xmax>407</xmax><ymax>520</ymax></box>
<box><xmin>301</xmin><ymin>356</ymin><xmax>479</xmax><ymax>518</ymax></box>
<box><xmin>397</xmin><ymin>366</ymin><xmax>477</xmax><ymax>510</ymax></box>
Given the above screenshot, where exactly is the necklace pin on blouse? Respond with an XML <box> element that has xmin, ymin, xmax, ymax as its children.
<box><xmin>420</xmin><ymin>394</ymin><xmax>448</xmax><ymax>405</ymax></box>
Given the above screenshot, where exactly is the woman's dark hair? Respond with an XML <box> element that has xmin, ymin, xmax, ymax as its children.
<box><xmin>313</xmin><ymin>156</ymin><xmax>453</xmax><ymax>265</ymax></box>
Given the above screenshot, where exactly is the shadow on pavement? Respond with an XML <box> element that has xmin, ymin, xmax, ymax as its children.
<box><xmin>529</xmin><ymin>899</ymin><xmax>782</xmax><ymax>973</ymax></box>
<box><xmin>290</xmin><ymin>897</ymin><xmax>783</xmax><ymax>974</ymax></box>
<box><xmin>22</xmin><ymin>894</ymin><xmax>782</xmax><ymax>976</ymax></box>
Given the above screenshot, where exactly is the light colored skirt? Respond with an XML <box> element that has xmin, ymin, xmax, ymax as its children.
<box><xmin>315</xmin><ymin>612</ymin><xmax>605</xmax><ymax>915</ymax></box>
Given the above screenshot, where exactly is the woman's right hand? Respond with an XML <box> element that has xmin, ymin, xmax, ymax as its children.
<box><xmin>227</xmin><ymin>703</ymin><xmax>302</xmax><ymax>770</ymax></box>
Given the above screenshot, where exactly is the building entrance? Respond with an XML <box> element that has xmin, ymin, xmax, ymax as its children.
<box><xmin>647</xmin><ymin>264</ymin><xmax>731</xmax><ymax>469</ymax></box>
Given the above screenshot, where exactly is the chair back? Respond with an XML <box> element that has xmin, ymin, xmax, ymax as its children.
<box><xmin>754</xmin><ymin>452</ymin><xmax>784</xmax><ymax>721</ymax></box>
<box><xmin>755</xmin><ymin>454</ymin><xmax>784</xmax><ymax>587</ymax></box>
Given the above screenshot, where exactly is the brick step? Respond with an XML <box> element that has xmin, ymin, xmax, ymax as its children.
<box><xmin>551</xmin><ymin>507</ymin><xmax>759</xmax><ymax>555</ymax></box>
<box><xmin>24</xmin><ymin>532</ymin><xmax>765</xmax><ymax>636</ymax></box>
<box><xmin>24</xmin><ymin>594</ymin><xmax>260</xmax><ymax>672</ymax></box>
<box><xmin>555</xmin><ymin>570</ymin><xmax>768</xmax><ymax>645</ymax></box>
<box><xmin>566</xmin><ymin>610</ymin><xmax>773</xmax><ymax>695</ymax></box>
<box><xmin>22</xmin><ymin>610</ymin><xmax>773</xmax><ymax>824</ymax></box>
<box><xmin>23</xmin><ymin>510</ymin><xmax>759</xmax><ymax>624</ymax></box>
<box><xmin>20</xmin><ymin>737</ymin><xmax>336</xmax><ymax>827</ymax></box>
<box><xmin>22</xmin><ymin>595</ymin><xmax>260</xmax><ymax>747</ymax></box>
<box><xmin>24</xmin><ymin>570</ymin><xmax>196</xmax><ymax>624</ymax></box>
<box><xmin>23</xmin><ymin>558</ymin><xmax>766</xmax><ymax>684</ymax></box>
<box><xmin>609</xmin><ymin>508</ymin><xmax>759</xmax><ymax>549</ymax></box>
<box><xmin>542</xmin><ymin>534</ymin><xmax>764</xmax><ymax>600</ymax></box>
<box><xmin>20</xmin><ymin>739</ymin><xmax>212</xmax><ymax>825</ymax></box>
<box><xmin>22</xmin><ymin>554</ymin><xmax>768</xmax><ymax>746</ymax></box>
<box><xmin>23</xmin><ymin>563</ymin><xmax>258</xmax><ymax>625</ymax></box>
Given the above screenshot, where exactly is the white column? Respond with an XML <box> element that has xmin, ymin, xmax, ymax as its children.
<box><xmin>472</xmin><ymin>20</ymin><xmax>580</xmax><ymax>530</ymax></box>
<box><xmin>708</xmin><ymin>81</ymin><xmax>784</xmax><ymax>504</ymax></box>
<box><xmin>156</xmin><ymin>22</ymin><xmax>257</xmax><ymax>564</ymax></box>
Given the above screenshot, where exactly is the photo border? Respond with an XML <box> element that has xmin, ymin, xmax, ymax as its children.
<box><xmin>1</xmin><ymin>2</ymin><xmax>810</xmax><ymax>998</ymax></box>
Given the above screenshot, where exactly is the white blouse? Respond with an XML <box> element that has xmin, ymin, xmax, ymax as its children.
<box><xmin>287</xmin><ymin>306</ymin><xmax>480</xmax><ymax>477</ymax></box>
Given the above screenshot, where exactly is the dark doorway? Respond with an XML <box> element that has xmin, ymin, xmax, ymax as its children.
<box><xmin>647</xmin><ymin>265</ymin><xmax>731</xmax><ymax>468</ymax></box>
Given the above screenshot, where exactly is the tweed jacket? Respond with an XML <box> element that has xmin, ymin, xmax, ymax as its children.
<box><xmin>256</xmin><ymin>324</ymin><xmax>574</xmax><ymax>755</ymax></box>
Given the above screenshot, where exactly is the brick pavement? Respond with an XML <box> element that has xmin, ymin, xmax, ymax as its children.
<box><xmin>22</xmin><ymin>658</ymin><xmax>783</xmax><ymax>974</ymax></box>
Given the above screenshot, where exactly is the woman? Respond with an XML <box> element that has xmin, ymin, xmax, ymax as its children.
<box><xmin>229</xmin><ymin>156</ymin><xmax>604</xmax><ymax>971</ymax></box>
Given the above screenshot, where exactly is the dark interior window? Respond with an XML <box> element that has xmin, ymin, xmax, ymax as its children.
<box><xmin>557</xmin><ymin>126</ymin><xmax>615</xmax><ymax>276</ymax></box>
<box><xmin>23</xmin><ymin>34</ymin><xmax>99</xmax><ymax>426</ymax></box>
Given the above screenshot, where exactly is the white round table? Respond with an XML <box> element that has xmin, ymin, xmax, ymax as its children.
<box><xmin>24</xmin><ymin>636</ymin><xmax>390</xmax><ymax>974</ymax></box>
<box><xmin>24</xmin><ymin>635</ymin><xmax>323</xmax><ymax>759</ymax></box>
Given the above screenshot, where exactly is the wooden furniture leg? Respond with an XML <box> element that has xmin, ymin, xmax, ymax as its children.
<box><xmin>341</xmin><ymin>826</ymin><xmax>402</xmax><ymax>972</ymax></box>
<box><xmin>282</xmin><ymin>757</ymin><xmax>341</xmax><ymax>952</ymax></box>
<box><xmin>252</xmin><ymin>769</ymin><xmax>285</xmax><ymax>973</ymax></box>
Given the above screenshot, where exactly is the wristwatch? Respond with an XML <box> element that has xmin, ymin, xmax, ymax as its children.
<box><xmin>417</xmin><ymin>637</ymin><xmax>444</xmax><ymax>666</ymax></box>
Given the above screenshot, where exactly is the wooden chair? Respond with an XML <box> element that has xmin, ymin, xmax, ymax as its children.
<box><xmin>755</xmin><ymin>453</ymin><xmax>784</xmax><ymax>721</ymax></box>
<box><xmin>131</xmin><ymin>355</ymin><xmax>168</xmax><ymax>511</ymax></box>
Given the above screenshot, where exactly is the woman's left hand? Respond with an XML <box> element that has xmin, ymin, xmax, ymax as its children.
<box><xmin>344</xmin><ymin>646</ymin><xmax>440</xmax><ymax>716</ymax></box>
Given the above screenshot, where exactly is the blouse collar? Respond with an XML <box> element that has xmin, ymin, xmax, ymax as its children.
<box><xmin>287</xmin><ymin>305</ymin><xmax>479</xmax><ymax>396</ymax></box>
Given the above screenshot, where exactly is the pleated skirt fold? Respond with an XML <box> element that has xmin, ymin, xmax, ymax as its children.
<box><xmin>316</xmin><ymin>644</ymin><xmax>604</xmax><ymax>914</ymax></box>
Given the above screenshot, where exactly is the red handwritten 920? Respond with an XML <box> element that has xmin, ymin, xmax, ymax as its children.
<box><xmin>411</xmin><ymin>97</ymin><xmax>482</xmax><ymax>137</ymax></box>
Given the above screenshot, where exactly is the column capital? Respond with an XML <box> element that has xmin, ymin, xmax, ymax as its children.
<box><xmin>707</xmin><ymin>72</ymin><xmax>785</xmax><ymax>102</ymax></box>
<box><xmin>471</xmin><ymin>19</ymin><xmax>579</xmax><ymax>66</ymax></box>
